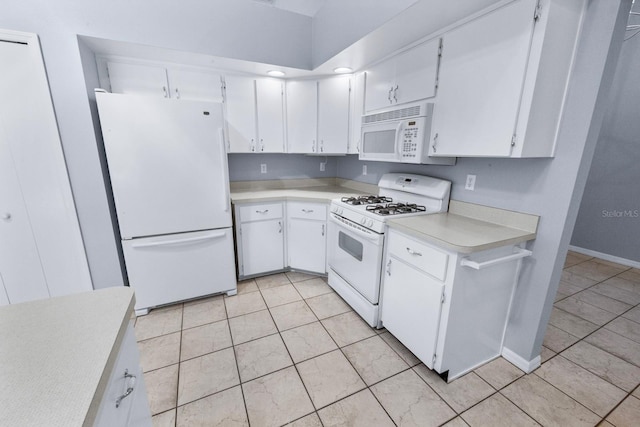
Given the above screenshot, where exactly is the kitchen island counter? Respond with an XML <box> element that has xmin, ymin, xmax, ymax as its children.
<box><xmin>0</xmin><ymin>287</ymin><xmax>136</xmax><ymax>427</ymax></box>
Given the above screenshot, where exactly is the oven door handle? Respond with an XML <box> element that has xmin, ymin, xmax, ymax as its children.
<box><xmin>329</xmin><ymin>213</ymin><xmax>382</xmax><ymax>243</ymax></box>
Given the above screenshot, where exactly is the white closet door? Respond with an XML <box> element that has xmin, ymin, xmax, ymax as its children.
<box><xmin>0</xmin><ymin>129</ymin><xmax>49</xmax><ymax>303</ymax></box>
<box><xmin>0</xmin><ymin>32</ymin><xmax>92</xmax><ymax>300</ymax></box>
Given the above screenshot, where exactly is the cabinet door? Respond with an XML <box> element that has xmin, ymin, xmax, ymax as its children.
<box><xmin>288</xmin><ymin>218</ymin><xmax>326</xmax><ymax>274</ymax></box>
<box><xmin>241</xmin><ymin>219</ymin><xmax>285</xmax><ymax>276</ymax></box>
<box><xmin>349</xmin><ymin>72</ymin><xmax>366</xmax><ymax>154</ymax></box>
<box><xmin>364</xmin><ymin>60</ymin><xmax>396</xmax><ymax>113</ymax></box>
<box><xmin>430</xmin><ymin>0</ymin><xmax>538</xmax><ymax>157</ymax></box>
<box><xmin>107</xmin><ymin>62</ymin><xmax>169</xmax><ymax>98</ymax></box>
<box><xmin>225</xmin><ymin>75</ymin><xmax>257</xmax><ymax>153</ymax></box>
<box><xmin>286</xmin><ymin>80</ymin><xmax>318</xmax><ymax>153</ymax></box>
<box><xmin>168</xmin><ymin>69</ymin><xmax>223</xmax><ymax>102</ymax></box>
<box><xmin>394</xmin><ymin>38</ymin><xmax>440</xmax><ymax>105</ymax></box>
<box><xmin>318</xmin><ymin>76</ymin><xmax>350</xmax><ymax>154</ymax></box>
<box><xmin>256</xmin><ymin>78</ymin><xmax>285</xmax><ymax>153</ymax></box>
<box><xmin>381</xmin><ymin>255</ymin><xmax>444</xmax><ymax>368</ymax></box>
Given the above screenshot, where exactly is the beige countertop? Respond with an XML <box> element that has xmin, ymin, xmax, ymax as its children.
<box><xmin>231</xmin><ymin>185</ymin><xmax>366</xmax><ymax>204</ymax></box>
<box><xmin>0</xmin><ymin>287</ymin><xmax>135</xmax><ymax>427</ymax></box>
<box><xmin>387</xmin><ymin>200</ymin><xmax>539</xmax><ymax>253</ymax></box>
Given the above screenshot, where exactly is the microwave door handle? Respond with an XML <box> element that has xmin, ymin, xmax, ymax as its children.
<box><xmin>395</xmin><ymin>121</ymin><xmax>404</xmax><ymax>160</ymax></box>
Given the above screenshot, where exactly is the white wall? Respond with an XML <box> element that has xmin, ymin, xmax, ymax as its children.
<box><xmin>571</xmin><ymin>1</ymin><xmax>640</xmax><ymax>263</ymax></box>
<box><xmin>0</xmin><ymin>0</ymin><xmax>312</xmax><ymax>288</ymax></box>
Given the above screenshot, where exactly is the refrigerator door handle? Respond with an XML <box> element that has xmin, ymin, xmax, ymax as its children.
<box><xmin>131</xmin><ymin>231</ymin><xmax>227</xmax><ymax>248</ymax></box>
<box><xmin>219</xmin><ymin>128</ymin><xmax>231</xmax><ymax>212</ymax></box>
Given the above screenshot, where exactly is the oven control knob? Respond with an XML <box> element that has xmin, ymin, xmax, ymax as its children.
<box><xmin>338</xmin><ymin>208</ymin><xmax>343</xmax><ymax>215</ymax></box>
<box><xmin>360</xmin><ymin>218</ymin><xmax>366</xmax><ymax>224</ymax></box>
<box><xmin>367</xmin><ymin>219</ymin><xmax>374</xmax><ymax>227</ymax></box>
<box><xmin>331</xmin><ymin>206</ymin><xmax>337</xmax><ymax>213</ymax></box>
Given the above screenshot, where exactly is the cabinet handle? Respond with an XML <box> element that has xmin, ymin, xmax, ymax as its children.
<box><xmin>322</xmin><ymin>224</ymin><xmax>325</xmax><ymax>236</ymax></box>
<box><xmin>115</xmin><ymin>369</ymin><xmax>136</xmax><ymax>408</ymax></box>
<box><xmin>302</xmin><ymin>209</ymin><xmax>314</xmax><ymax>213</ymax></box>
<box><xmin>386</xmin><ymin>259</ymin><xmax>392</xmax><ymax>276</ymax></box>
<box><xmin>260</xmin><ymin>139</ymin><xmax>264</xmax><ymax>152</ymax></box>
<box><xmin>255</xmin><ymin>209</ymin><xmax>269</xmax><ymax>214</ymax></box>
<box><xmin>388</xmin><ymin>87</ymin><xmax>393</xmax><ymax>103</ymax></box>
<box><xmin>278</xmin><ymin>221</ymin><xmax>282</xmax><ymax>233</ymax></box>
<box><xmin>2</xmin><ymin>212</ymin><xmax>11</xmax><ymax>221</ymax></box>
<box><xmin>320</xmin><ymin>140</ymin><xmax>324</xmax><ymax>152</ymax></box>
<box><xmin>162</xmin><ymin>86</ymin><xmax>168</xmax><ymax>98</ymax></box>
<box><xmin>393</xmin><ymin>85</ymin><xmax>398</xmax><ymax>102</ymax></box>
<box><xmin>406</xmin><ymin>247</ymin><xmax>422</xmax><ymax>256</ymax></box>
<box><xmin>175</xmin><ymin>88</ymin><xmax>180</xmax><ymax>99</ymax></box>
<box><xmin>432</xmin><ymin>133</ymin><xmax>438</xmax><ymax>153</ymax></box>
<box><xmin>251</xmin><ymin>139</ymin><xmax>255</xmax><ymax>152</ymax></box>
<box><xmin>312</xmin><ymin>140</ymin><xmax>316</xmax><ymax>152</ymax></box>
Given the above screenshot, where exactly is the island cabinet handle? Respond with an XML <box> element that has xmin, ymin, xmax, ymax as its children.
<box><xmin>256</xmin><ymin>209</ymin><xmax>269</xmax><ymax>214</ymax></box>
<box><xmin>302</xmin><ymin>209</ymin><xmax>314</xmax><ymax>213</ymax></box>
<box><xmin>115</xmin><ymin>369</ymin><xmax>137</xmax><ymax>408</ymax></box>
<box><xmin>460</xmin><ymin>248</ymin><xmax>532</xmax><ymax>270</ymax></box>
<box><xmin>406</xmin><ymin>247</ymin><xmax>422</xmax><ymax>256</ymax></box>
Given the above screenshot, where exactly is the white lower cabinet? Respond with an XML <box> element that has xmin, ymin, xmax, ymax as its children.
<box><xmin>380</xmin><ymin>228</ymin><xmax>530</xmax><ymax>381</ymax></box>
<box><xmin>287</xmin><ymin>202</ymin><xmax>327</xmax><ymax>274</ymax></box>
<box><xmin>94</xmin><ymin>322</ymin><xmax>151</xmax><ymax>427</ymax></box>
<box><xmin>234</xmin><ymin>200</ymin><xmax>328</xmax><ymax>279</ymax></box>
<box><xmin>235</xmin><ymin>202</ymin><xmax>285</xmax><ymax>278</ymax></box>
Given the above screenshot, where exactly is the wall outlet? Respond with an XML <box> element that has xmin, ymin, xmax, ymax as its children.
<box><xmin>465</xmin><ymin>174</ymin><xmax>476</xmax><ymax>190</ymax></box>
<box><xmin>320</xmin><ymin>162</ymin><xmax>325</xmax><ymax>172</ymax></box>
<box><xmin>260</xmin><ymin>164</ymin><xmax>267</xmax><ymax>174</ymax></box>
<box><xmin>362</xmin><ymin>165</ymin><xmax>368</xmax><ymax>176</ymax></box>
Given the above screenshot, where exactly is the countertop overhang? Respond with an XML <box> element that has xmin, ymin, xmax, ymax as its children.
<box><xmin>0</xmin><ymin>287</ymin><xmax>135</xmax><ymax>427</ymax></box>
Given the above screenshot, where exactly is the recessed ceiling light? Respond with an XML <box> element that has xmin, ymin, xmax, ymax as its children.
<box><xmin>267</xmin><ymin>70</ymin><xmax>285</xmax><ymax>77</ymax></box>
<box><xmin>333</xmin><ymin>67</ymin><xmax>353</xmax><ymax>74</ymax></box>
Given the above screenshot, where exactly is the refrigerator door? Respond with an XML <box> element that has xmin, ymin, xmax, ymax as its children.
<box><xmin>122</xmin><ymin>229</ymin><xmax>236</xmax><ymax>310</ymax></box>
<box><xmin>96</xmin><ymin>92</ymin><xmax>231</xmax><ymax>239</ymax></box>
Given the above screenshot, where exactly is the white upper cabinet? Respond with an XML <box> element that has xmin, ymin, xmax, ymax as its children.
<box><xmin>107</xmin><ymin>62</ymin><xmax>170</xmax><ymax>98</ymax></box>
<box><xmin>167</xmin><ymin>69</ymin><xmax>223</xmax><ymax>102</ymax></box>
<box><xmin>286</xmin><ymin>75</ymin><xmax>350</xmax><ymax>154</ymax></box>
<box><xmin>225</xmin><ymin>75</ymin><xmax>285</xmax><ymax>153</ymax></box>
<box><xmin>430</xmin><ymin>0</ymin><xmax>582</xmax><ymax>158</ymax></box>
<box><xmin>348</xmin><ymin>72</ymin><xmax>366</xmax><ymax>154</ymax></box>
<box><xmin>318</xmin><ymin>76</ymin><xmax>351</xmax><ymax>154</ymax></box>
<box><xmin>255</xmin><ymin>78</ymin><xmax>286</xmax><ymax>153</ymax></box>
<box><xmin>106</xmin><ymin>61</ymin><xmax>223</xmax><ymax>102</ymax></box>
<box><xmin>364</xmin><ymin>38</ymin><xmax>440</xmax><ymax>113</ymax></box>
<box><xmin>287</xmin><ymin>80</ymin><xmax>318</xmax><ymax>153</ymax></box>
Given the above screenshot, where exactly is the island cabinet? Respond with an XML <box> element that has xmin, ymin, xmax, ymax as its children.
<box><xmin>106</xmin><ymin>60</ymin><xmax>223</xmax><ymax>102</ymax></box>
<box><xmin>364</xmin><ymin>38</ymin><xmax>441</xmax><ymax>113</ymax></box>
<box><xmin>94</xmin><ymin>322</ymin><xmax>151</xmax><ymax>427</ymax></box>
<box><xmin>429</xmin><ymin>0</ymin><xmax>583</xmax><ymax>158</ymax></box>
<box><xmin>286</xmin><ymin>75</ymin><xmax>351</xmax><ymax>154</ymax></box>
<box><xmin>224</xmin><ymin>75</ymin><xmax>285</xmax><ymax>153</ymax></box>
<box><xmin>287</xmin><ymin>202</ymin><xmax>327</xmax><ymax>274</ymax></box>
<box><xmin>234</xmin><ymin>202</ymin><xmax>285</xmax><ymax>278</ymax></box>
<box><xmin>380</xmin><ymin>227</ymin><xmax>532</xmax><ymax>381</ymax></box>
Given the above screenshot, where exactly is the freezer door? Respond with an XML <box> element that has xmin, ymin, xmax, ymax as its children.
<box><xmin>96</xmin><ymin>92</ymin><xmax>231</xmax><ymax>239</ymax></box>
<box><xmin>122</xmin><ymin>229</ymin><xmax>236</xmax><ymax>310</ymax></box>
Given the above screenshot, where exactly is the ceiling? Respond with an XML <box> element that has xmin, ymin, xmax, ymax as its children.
<box><xmin>259</xmin><ymin>0</ymin><xmax>327</xmax><ymax>17</ymax></box>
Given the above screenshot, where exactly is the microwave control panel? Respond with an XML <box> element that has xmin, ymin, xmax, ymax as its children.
<box><xmin>401</xmin><ymin>120</ymin><xmax>420</xmax><ymax>159</ymax></box>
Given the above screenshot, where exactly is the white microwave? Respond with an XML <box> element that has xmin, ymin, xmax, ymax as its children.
<box><xmin>359</xmin><ymin>102</ymin><xmax>455</xmax><ymax>165</ymax></box>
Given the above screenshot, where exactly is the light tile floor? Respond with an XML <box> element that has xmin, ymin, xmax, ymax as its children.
<box><xmin>135</xmin><ymin>255</ymin><xmax>640</xmax><ymax>426</ymax></box>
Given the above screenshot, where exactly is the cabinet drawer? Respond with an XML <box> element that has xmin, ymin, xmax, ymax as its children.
<box><xmin>239</xmin><ymin>203</ymin><xmax>283</xmax><ymax>222</ymax></box>
<box><xmin>287</xmin><ymin>202</ymin><xmax>327</xmax><ymax>221</ymax></box>
<box><xmin>386</xmin><ymin>230</ymin><xmax>448</xmax><ymax>281</ymax></box>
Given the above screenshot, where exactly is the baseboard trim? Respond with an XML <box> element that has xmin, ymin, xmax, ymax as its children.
<box><xmin>568</xmin><ymin>245</ymin><xmax>640</xmax><ymax>269</ymax></box>
<box><xmin>502</xmin><ymin>347</ymin><xmax>541</xmax><ymax>373</ymax></box>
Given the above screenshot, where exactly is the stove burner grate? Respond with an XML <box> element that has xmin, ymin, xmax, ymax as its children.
<box><xmin>341</xmin><ymin>195</ymin><xmax>393</xmax><ymax>206</ymax></box>
<box><xmin>365</xmin><ymin>203</ymin><xmax>427</xmax><ymax>216</ymax></box>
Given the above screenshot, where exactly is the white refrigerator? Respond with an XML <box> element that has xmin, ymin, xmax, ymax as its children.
<box><xmin>96</xmin><ymin>91</ymin><xmax>236</xmax><ymax>314</ymax></box>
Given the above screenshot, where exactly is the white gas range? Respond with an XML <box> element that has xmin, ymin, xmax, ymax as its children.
<box><xmin>327</xmin><ymin>173</ymin><xmax>451</xmax><ymax>328</ymax></box>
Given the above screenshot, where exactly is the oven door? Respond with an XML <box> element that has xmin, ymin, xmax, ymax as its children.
<box><xmin>327</xmin><ymin>213</ymin><xmax>385</xmax><ymax>304</ymax></box>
